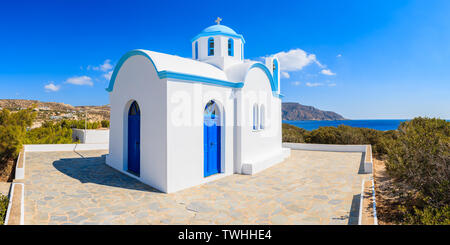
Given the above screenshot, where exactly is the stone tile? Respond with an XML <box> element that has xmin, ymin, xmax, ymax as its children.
<box><xmin>23</xmin><ymin>149</ymin><xmax>368</xmax><ymax>225</ymax></box>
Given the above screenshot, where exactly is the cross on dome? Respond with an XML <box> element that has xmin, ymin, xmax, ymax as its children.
<box><xmin>215</xmin><ymin>17</ymin><xmax>222</xmax><ymax>25</ymax></box>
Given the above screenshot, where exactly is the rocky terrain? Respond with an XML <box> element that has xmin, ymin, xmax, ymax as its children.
<box><xmin>0</xmin><ymin>99</ymin><xmax>110</xmax><ymax>128</ymax></box>
<box><xmin>282</xmin><ymin>102</ymin><xmax>346</xmax><ymax>121</ymax></box>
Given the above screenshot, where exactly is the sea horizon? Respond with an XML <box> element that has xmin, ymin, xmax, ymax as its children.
<box><xmin>284</xmin><ymin>119</ymin><xmax>450</xmax><ymax>131</ymax></box>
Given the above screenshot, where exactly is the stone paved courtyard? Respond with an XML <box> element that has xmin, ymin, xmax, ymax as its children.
<box><xmin>24</xmin><ymin>149</ymin><xmax>368</xmax><ymax>225</ymax></box>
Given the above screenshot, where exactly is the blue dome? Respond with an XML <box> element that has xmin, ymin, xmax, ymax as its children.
<box><xmin>200</xmin><ymin>25</ymin><xmax>238</xmax><ymax>36</ymax></box>
<box><xmin>191</xmin><ymin>24</ymin><xmax>245</xmax><ymax>43</ymax></box>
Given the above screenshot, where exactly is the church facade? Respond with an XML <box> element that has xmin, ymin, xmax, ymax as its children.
<box><xmin>105</xmin><ymin>20</ymin><xmax>290</xmax><ymax>193</ymax></box>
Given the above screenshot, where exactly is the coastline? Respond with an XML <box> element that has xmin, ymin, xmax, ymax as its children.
<box><xmin>283</xmin><ymin>119</ymin><xmax>411</xmax><ymax>131</ymax></box>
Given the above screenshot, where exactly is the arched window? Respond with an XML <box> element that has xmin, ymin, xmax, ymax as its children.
<box><xmin>195</xmin><ymin>41</ymin><xmax>198</xmax><ymax>59</ymax></box>
<box><xmin>273</xmin><ymin>59</ymin><xmax>279</xmax><ymax>91</ymax></box>
<box><xmin>260</xmin><ymin>105</ymin><xmax>265</xmax><ymax>130</ymax></box>
<box><xmin>228</xmin><ymin>38</ymin><xmax>234</xmax><ymax>56</ymax></box>
<box><xmin>129</xmin><ymin>101</ymin><xmax>140</xmax><ymax>116</ymax></box>
<box><xmin>204</xmin><ymin>100</ymin><xmax>220</xmax><ymax>126</ymax></box>
<box><xmin>253</xmin><ymin>104</ymin><xmax>259</xmax><ymax>130</ymax></box>
<box><xmin>208</xmin><ymin>38</ymin><xmax>214</xmax><ymax>56</ymax></box>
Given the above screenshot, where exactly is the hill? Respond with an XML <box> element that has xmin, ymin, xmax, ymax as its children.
<box><xmin>0</xmin><ymin>99</ymin><xmax>110</xmax><ymax>128</ymax></box>
<box><xmin>282</xmin><ymin>102</ymin><xmax>346</xmax><ymax>121</ymax></box>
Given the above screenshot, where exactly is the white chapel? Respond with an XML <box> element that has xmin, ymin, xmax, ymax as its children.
<box><xmin>105</xmin><ymin>19</ymin><xmax>290</xmax><ymax>193</ymax></box>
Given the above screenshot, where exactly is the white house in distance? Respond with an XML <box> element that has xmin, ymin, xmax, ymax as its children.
<box><xmin>105</xmin><ymin>18</ymin><xmax>290</xmax><ymax>193</ymax></box>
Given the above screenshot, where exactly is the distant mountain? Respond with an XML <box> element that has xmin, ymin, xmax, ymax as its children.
<box><xmin>282</xmin><ymin>102</ymin><xmax>346</xmax><ymax>121</ymax></box>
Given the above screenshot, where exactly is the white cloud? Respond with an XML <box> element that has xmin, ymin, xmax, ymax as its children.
<box><xmin>328</xmin><ymin>83</ymin><xmax>337</xmax><ymax>87</ymax></box>
<box><xmin>44</xmin><ymin>82</ymin><xmax>60</xmax><ymax>92</ymax></box>
<box><xmin>291</xmin><ymin>81</ymin><xmax>301</xmax><ymax>86</ymax></box>
<box><xmin>90</xmin><ymin>60</ymin><xmax>113</xmax><ymax>72</ymax></box>
<box><xmin>66</xmin><ymin>76</ymin><xmax>93</xmax><ymax>86</ymax></box>
<box><xmin>337</xmin><ymin>54</ymin><xmax>342</xmax><ymax>58</ymax></box>
<box><xmin>321</xmin><ymin>69</ymin><xmax>336</xmax><ymax>76</ymax></box>
<box><xmin>103</xmin><ymin>70</ymin><xmax>113</xmax><ymax>80</ymax></box>
<box><xmin>99</xmin><ymin>59</ymin><xmax>113</xmax><ymax>72</ymax></box>
<box><xmin>305</xmin><ymin>82</ymin><xmax>323</xmax><ymax>87</ymax></box>
<box><xmin>281</xmin><ymin>71</ymin><xmax>290</xmax><ymax>79</ymax></box>
<box><xmin>273</xmin><ymin>48</ymin><xmax>323</xmax><ymax>72</ymax></box>
<box><xmin>87</xmin><ymin>59</ymin><xmax>114</xmax><ymax>80</ymax></box>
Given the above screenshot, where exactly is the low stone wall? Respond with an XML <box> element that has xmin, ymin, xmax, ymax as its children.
<box><xmin>72</xmin><ymin>128</ymin><xmax>109</xmax><ymax>144</ymax></box>
<box><xmin>283</xmin><ymin>143</ymin><xmax>367</xmax><ymax>152</ymax></box>
<box><xmin>282</xmin><ymin>143</ymin><xmax>373</xmax><ymax>174</ymax></box>
<box><xmin>14</xmin><ymin>148</ymin><xmax>25</xmax><ymax>180</ymax></box>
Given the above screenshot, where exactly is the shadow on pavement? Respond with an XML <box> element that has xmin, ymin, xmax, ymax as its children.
<box><xmin>52</xmin><ymin>153</ymin><xmax>161</xmax><ymax>193</ymax></box>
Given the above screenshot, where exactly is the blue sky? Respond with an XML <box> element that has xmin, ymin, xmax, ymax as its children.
<box><xmin>1</xmin><ymin>0</ymin><xmax>449</xmax><ymax>119</ymax></box>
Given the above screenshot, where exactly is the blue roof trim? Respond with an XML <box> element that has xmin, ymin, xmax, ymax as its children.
<box><xmin>106</xmin><ymin>50</ymin><xmax>153</xmax><ymax>92</ymax></box>
<box><xmin>105</xmin><ymin>50</ymin><xmax>244</xmax><ymax>92</ymax></box>
<box><xmin>249</xmin><ymin>63</ymin><xmax>279</xmax><ymax>93</ymax></box>
<box><xmin>159</xmin><ymin>71</ymin><xmax>244</xmax><ymax>88</ymax></box>
<box><xmin>191</xmin><ymin>31</ymin><xmax>246</xmax><ymax>44</ymax></box>
<box><xmin>273</xmin><ymin>92</ymin><xmax>284</xmax><ymax>99</ymax></box>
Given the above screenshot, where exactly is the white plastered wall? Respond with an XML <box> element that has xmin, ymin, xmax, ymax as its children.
<box><xmin>235</xmin><ymin>68</ymin><xmax>283</xmax><ymax>173</ymax></box>
<box><xmin>165</xmin><ymin>81</ymin><xmax>235</xmax><ymax>193</ymax></box>
<box><xmin>106</xmin><ymin>55</ymin><xmax>168</xmax><ymax>193</ymax></box>
<box><xmin>192</xmin><ymin>36</ymin><xmax>243</xmax><ymax>69</ymax></box>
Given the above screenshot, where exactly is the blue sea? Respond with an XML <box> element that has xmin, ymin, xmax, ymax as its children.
<box><xmin>284</xmin><ymin>119</ymin><xmax>410</xmax><ymax>131</ymax></box>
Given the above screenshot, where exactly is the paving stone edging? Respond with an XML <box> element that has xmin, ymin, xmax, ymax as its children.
<box><xmin>358</xmin><ymin>178</ymin><xmax>378</xmax><ymax>225</ymax></box>
<box><xmin>4</xmin><ymin>183</ymin><xmax>24</xmax><ymax>225</ymax></box>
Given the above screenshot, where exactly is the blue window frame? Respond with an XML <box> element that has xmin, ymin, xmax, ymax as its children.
<box><xmin>228</xmin><ymin>38</ymin><xmax>234</xmax><ymax>56</ymax></box>
<box><xmin>273</xmin><ymin>59</ymin><xmax>279</xmax><ymax>91</ymax></box>
<box><xmin>208</xmin><ymin>38</ymin><xmax>214</xmax><ymax>56</ymax></box>
<box><xmin>253</xmin><ymin>104</ymin><xmax>259</xmax><ymax>130</ymax></box>
<box><xmin>195</xmin><ymin>41</ymin><xmax>198</xmax><ymax>59</ymax></box>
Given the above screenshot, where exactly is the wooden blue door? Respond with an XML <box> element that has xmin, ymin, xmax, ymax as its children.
<box><xmin>204</xmin><ymin>101</ymin><xmax>221</xmax><ymax>177</ymax></box>
<box><xmin>128</xmin><ymin>101</ymin><xmax>140</xmax><ymax>175</ymax></box>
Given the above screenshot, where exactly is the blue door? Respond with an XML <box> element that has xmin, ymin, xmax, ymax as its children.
<box><xmin>128</xmin><ymin>101</ymin><xmax>140</xmax><ymax>175</ymax></box>
<box><xmin>204</xmin><ymin>101</ymin><xmax>221</xmax><ymax>177</ymax></box>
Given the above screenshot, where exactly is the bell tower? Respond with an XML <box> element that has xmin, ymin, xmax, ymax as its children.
<box><xmin>191</xmin><ymin>18</ymin><xmax>245</xmax><ymax>70</ymax></box>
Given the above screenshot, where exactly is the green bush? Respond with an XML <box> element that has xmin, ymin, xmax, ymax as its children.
<box><xmin>101</xmin><ymin>120</ymin><xmax>110</xmax><ymax>128</ymax></box>
<box><xmin>384</xmin><ymin>117</ymin><xmax>450</xmax><ymax>211</ymax></box>
<box><xmin>401</xmin><ymin>205</ymin><xmax>450</xmax><ymax>225</ymax></box>
<box><xmin>0</xmin><ymin>194</ymin><xmax>8</xmax><ymax>225</ymax></box>
<box><xmin>282</xmin><ymin>124</ymin><xmax>395</xmax><ymax>155</ymax></box>
<box><xmin>282</xmin><ymin>123</ymin><xmax>307</xmax><ymax>143</ymax></box>
<box><xmin>24</xmin><ymin>123</ymin><xmax>73</xmax><ymax>144</ymax></box>
<box><xmin>58</xmin><ymin>119</ymin><xmax>102</xmax><ymax>129</ymax></box>
<box><xmin>0</xmin><ymin>107</ymin><xmax>36</xmax><ymax>162</ymax></box>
